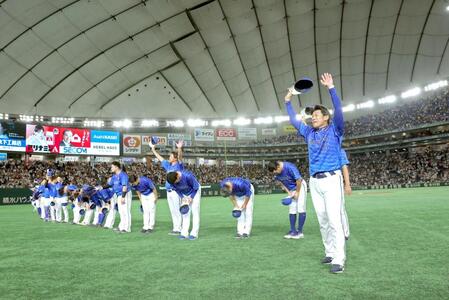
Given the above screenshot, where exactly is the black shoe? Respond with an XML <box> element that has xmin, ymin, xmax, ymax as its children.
<box><xmin>141</xmin><ymin>229</ymin><xmax>147</xmax><ymax>233</ymax></box>
<box><xmin>321</xmin><ymin>256</ymin><xmax>333</xmax><ymax>264</ymax></box>
<box><xmin>146</xmin><ymin>229</ymin><xmax>153</xmax><ymax>234</ymax></box>
<box><xmin>345</xmin><ymin>236</ymin><xmax>349</xmax><ymax>241</ymax></box>
<box><xmin>120</xmin><ymin>230</ymin><xmax>128</xmax><ymax>234</ymax></box>
<box><xmin>241</xmin><ymin>233</ymin><xmax>249</xmax><ymax>239</ymax></box>
<box><xmin>330</xmin><ymin>264</ymin><xmax>344</xmax><ymax>274</ymax></box>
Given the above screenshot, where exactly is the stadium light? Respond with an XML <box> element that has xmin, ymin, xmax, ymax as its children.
<box><xmin>51</xmin><ymin>117</ymin><xmax>74</xmax><ymax>124</ymax></box>
<box><xmin>233</xmin><ymin>117</ymin><xmax>251</xmax><ymax>126</ymax></box>
<box><xmin>424</xmin><ymin>80</ymin><xmax>448</xmax><ymax>91</ymax></box>
<box><xmin>254</xmin><ymin>116</ymin><xmax>273</xmax><ymax>124</ymax></box>
<box><xmin>113</xmin><ymin>119</ymin><xmax>132</xmax><ymax>128</ymax></box>
<box><xmin>274</xmin><ymin>116</ymin><xmax>289</xmax><ymax>123</ymax></box>
<box><xmin>401</xmin><ymin>87</ymin><xmax>421</xmax><ymax>99</ymax></box>
<box><xmin>0</xmin><ymin>113</ymin><xmax>8</xmax><ymax>120</ymax></box>
<box><xmin>378</xmin><ymin>95</ymin><xmax>397</xmax><ymax>104</ymax></box>
<box><xmin>211</xmin><ymin>119</ymin><xmax>231</xmax><ymax>127</ymax></box>
<box><xmin>19</xmin><ymin>115</ymin><xmax>43</xmax><ymax>122</ymax></box>
<box><xmin>84</xmin><ymin>119</ymin><xmax>104</xmax><ymax>127</ymax></box>
<box><xmin>167</xmin><ymin>120</ymin><xmax>184</xmax><ymax>127</ymax></box>
<box><xmin>356</xmin><ymin>100</ymin><xmax>375</xmax><ymax>109</ymax></box>
<box><xmin>187</xmin><ymin>119</ymin><xmax>207</xmax><ymax>127</ymax></box>
<box><xmin>342</xmin><ymin>104</ymin><xmax>355</xmax><ymax>112</ymax></box>
<box><xmin>141</xmin><ymin>119</ymin><xmax>159</xmax><ymax>127</ymax></box>
<box><xmin>446</xmin><ymin>5</ymin><xmax>449</xmax><ymax>11</ymax></box>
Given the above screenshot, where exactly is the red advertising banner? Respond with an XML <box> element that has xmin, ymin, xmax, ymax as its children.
<box><xmin>215</xmin><ymin>128</ymin><xmax>237</xmax><ymax>141</ymax></box>
<box><xmin>26</xmin><ymin>125</ymin><xmax>90</xmax><ymax>154</ymax></box>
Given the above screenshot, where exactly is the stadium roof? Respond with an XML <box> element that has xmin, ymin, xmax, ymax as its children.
<box><xmin>0</xmin><ymin>0</ymin><xmax>448</xmax><ymax>119</ymax></box>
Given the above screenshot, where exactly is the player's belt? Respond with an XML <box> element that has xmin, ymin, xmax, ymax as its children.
<box><xmin>312</xmin><ymin>171</ymin><xmax>336</xmax><ymax>179</ymax></box>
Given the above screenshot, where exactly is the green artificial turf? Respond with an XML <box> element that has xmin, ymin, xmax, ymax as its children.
<box><xmin>1</xmin><ymin>187</ymin><xmax>448</xmax><ymax>299</ymax></box>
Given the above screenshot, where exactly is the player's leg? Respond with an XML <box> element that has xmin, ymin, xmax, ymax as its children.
<box><xmin>341</xmin><ymin>195</ymin><xmax>350</xmax><ymax>239</ymax></box>
<box><xmin>322</xmin><ymin>173</ymin><xmax>346</xmax><ymax>268</ymax></box>
<box><xmin>141</xmin><ymin>194</ymin><xmax>151</xmax><ymax>231</ymax></box>
<box><xmin>189</xmin><ymin>187</ymin><xmax>201</xmax><ymax>239</ymax></box>
<box><xmin>167</xmin><ymin>190</ymin><xmax>182</xmax><ymax>233</ymax></box>
<box><xmin>310</xmin><ymin>178</ymin><xmax>334</xmax><ymax>261</ymax></box>
<box><xmin>235</xmin><ymin>196</ymin><xmax>245</xmax><ymax>236</ymax></box>
<box><xmin>55</xmin><ymin>198</ymin><xmax>62</xmax><ymax>222</ymax></box>
<box><xmin>286</xmin><ymin>198</ymin><xmax>298</xmax><ymax>239</ymax></box>
<box><xmin>72</xmin><ymin>203</ymin><xmax>81</xmax><ymax>224</ymax></box>
<box><xmin>297</xmin><ymin>181</ymin><xmax>308</xmax><ymax>236</ymax></box>
<box><xmin>36</xmin><ymin>198</ymin><xmax>42</xmax><ymax>217</ymax></box>
<box><xmin>61</xmin><ymin>197</ymin><xmax>69</xmax><ymax>223</ymax></box>
<box><xmin>92</xmin><ymin>207</ymin><xmax>100</xmax><ymax>225</ymax></box>
<box><xmin>126</xmin><ymin>191</ymin><xmax>132</xmax><ymax>232</ymax></box>
<box><xmin>117</xmin><ymin>196</ymin><xmax>127</xmax><ymax>232</ymax></box>
<box><xmin>242</xmin><ymin>186</ymin><xmax>254</xmax><ymax>237</ymax></box>
<box><xmin>148</xmin><ymin>193</ymin><xmax>156</xmax><ymax>231</ymax></box>
<box><xmin>180</xmin><ymin>201</ymin><xmax>191</xmax><ymax>238</ymax></box>
<box><xmin>50</xmin><ymin>197</ymin><xmax>57</xmax><ymax>221</ymax></box>
<box><xmin>82</xmin><ymin>208</ymin><xmax>93</xmax><ymax>225</ymax></box>
<box><xmin>104</xmin><ymin>195</ymin><xmax>117</xmax><ymax>229</ymax></box>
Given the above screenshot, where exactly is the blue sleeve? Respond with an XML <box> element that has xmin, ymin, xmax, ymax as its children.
<box><xmin>286</xmin><ymin>101</ymin><xmax>309</xmax><ymax>137</ymax></box>
<box><xmin>148</xmin><ymin>179</ymin><xmax>155</xmax><ymax>190</ymax></box>
<box><xmin>289</xmin><ymin>165</ymin><xmax>301</xmax><ymax>181</ymax></box>
<box><xmin>161</xmin><ymin>160</ymin><xmax>170</xmax><ymax>171</ymax></box>
<box><xmin>120</xmin><ymin>173</ymin><xmax>128</xmax><ymax>187</ymax></box>
<box><xmin>187</xmin><ymin>174</ymin><xmax>200</xmax><ymax>199</ymax></box>
<box><xmin>329</xmin><ymin>87</ymin><xmax>344</xmax><ymax>136</ymax></box>
<box><xmin>244</xmin><ymin>181</ymin><xmax>252</xmax><ymax>197</ymax></box>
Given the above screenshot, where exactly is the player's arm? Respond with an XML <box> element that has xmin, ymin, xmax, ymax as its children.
<box><xmin>342</xmin><ymin>165</ymin><xmax>352</xmax><ymax>195</ymax></box>
<box><xmin>229</xmin><ymin>195</ymin><xmax>238</xmax><ymax>208</ymax></box>
<box><xmin>241</xmin><ymin>183</ymin><xmax>252</xmax><ymax>210</ymax></box>
<box><xmin>320</xmin><ymin>73</ymin><xmax>344</xmax><ymax>135</ymax></box>
<box><xmin>294</xmin><ymin>179</ymin><xmax>302</xmax><ymax>200</ymax></box>
<box><xmin>284</xmin><ymin>91</ymin><xmax>304</xmax><ymax>132</ymax></box>
<box><xmin>152</xmin><ymin>186</ymin><xmax>158</xmax><ymax>202</ymax></box>
<box><xmin>187</xmin><ymin>175</ymin><xmax>199</xmax><ymax>203</ymax></box>
<box><xmin>120</xmin><ymin>175</ymin><xmax>128</xmax><ymax>204</ymax></box>
<box><xmin>176</xmin><ymin>140</ymin><xmax>184</xmax><ymax>162</ymax></box>
<box><xmin>149</xmin><ymin>142</ymin><xmax>165</xmax><ymax>162</ymax></box>
<box><xmin>278</xmin><ymin>182</ymin><xmax>290</xmax><ymax>194</ymax></box>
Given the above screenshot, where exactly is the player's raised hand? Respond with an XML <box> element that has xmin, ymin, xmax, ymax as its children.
<box><xmin>320</xmin><ymin>73</ymin><xmax>334</xmax><ymax>89</ymax></box>
<box><xmin>284</xmin><ymin>90</ymin><xmax>293</xmax><ymax>102</ymax></box>
<box><xmin>148</xmin><ymin>141</ymin><xmax>155</xmax><ymax>150</ymax></box>
<box><xmin>176</xmin><ymin>140</ymin><xmax>184</xmax><ymax>149</ymax></box>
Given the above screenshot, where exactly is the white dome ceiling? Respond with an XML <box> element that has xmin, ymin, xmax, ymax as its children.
<box><xmin>0</xmin><ymin>0</ymin><xmax>448</xmax><ymax>119</ymax></box>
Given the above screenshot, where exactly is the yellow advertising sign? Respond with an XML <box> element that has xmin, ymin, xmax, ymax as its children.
<box><xmin>283</xmin><ymin>125</ymin><xmax>297</xmax><ymax>133</ymax></box>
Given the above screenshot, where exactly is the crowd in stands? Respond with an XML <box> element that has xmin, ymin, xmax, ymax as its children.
<box><xmin>1</xmin><ymin>146</ymin><xmax>448</xmax><ymax>189</ymax></box>
<box><xmin>250</xmin><ymin>87</ymin><xmax>449</xmax><ymax>145</ymax></box>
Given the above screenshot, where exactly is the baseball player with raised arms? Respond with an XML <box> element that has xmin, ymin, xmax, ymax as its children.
<box><xmin>268</xmin><ymin>161</ymin><xmax>307</xmax><ymax>239</ymax></box>
<box><xmin>166</xmin><ymin>170</ymin><xmax>201</xmax><ymax>240</ymax></box>
<box><xmin>130</xmin><ymin>174</ymin><xmax>158</xmax><ymax>234</ymax></box>
<box><xmin>285</xmin><ymin>73</ymin><xmax>347</xmax><ymax>274</ymax></box>
<box><xmin>219</xmin><ymin>177</ymin><xmax>254</xmax><ymax>239</ymax></box>
<box><xmin>148</xmin><ymin>140</ymin><xmax>183</xmax><ymax>235</ymax></box>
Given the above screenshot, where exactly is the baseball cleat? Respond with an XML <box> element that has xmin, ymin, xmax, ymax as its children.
<box><xmin>241</xmin><ymin>233</ymin><xmax>249</xmax><ymax>239</ymax></box>
<box><xmin>168</xmin><ymin>231</ymin><xmax>181</xmax><ymax>236</ymax></box>
<box><xmin>146</xmin><ymin>229</ymin><xmax>153</xmax><ymax>234</ymax></box>
<box><xmin>345</xmin><ymin>236</ymin><xmax>349</xmax><ymax>241</ymax></box>
<box><xmin>290</xmin><ymin>232</ymin><xmax>304</xmax><ymax>240</ymax></box>
<box><xmin>330</xmin><ymin>264</ymin><xmax>344</xmax><ymax>274</ymax></box>
<box><xmin>178</xmin><ymin>235</ymin><xmax>187</xmax><ymax>240</ymax></box>
<box><xmin>321</xmin><ymin>256</ymin><xmax>333</xmax><ymax>264</ymax></box>
<box><xmin>188</xmin><ymin>235</ymin><xmax>197</xmax><ymax>240</ymax></box>
<box><xmin>283</xmin><ymin>230</ymin><xmax>297</xmax><ymax>239</ymax></box>
<box><xmin>140</xmin><ymin>229</ymin><xmax>147</xmax><ymax>233</ymax></box>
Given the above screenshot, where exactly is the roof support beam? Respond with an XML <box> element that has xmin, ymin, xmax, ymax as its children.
<box><xmin>385</xmin><ymin>0</ymin><xmax>404</xmax><ymax>91</ymax></box>
<box><xmin>362</xmin><ymin>0</ymin><xmax>374</xmax><ymax>96</ymax></box>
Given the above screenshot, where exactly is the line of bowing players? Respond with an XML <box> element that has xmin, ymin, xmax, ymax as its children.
<box><xmin>29</xmin><ymin>149</ymin><xmax>351</xmax><ymax>241</ymax></box>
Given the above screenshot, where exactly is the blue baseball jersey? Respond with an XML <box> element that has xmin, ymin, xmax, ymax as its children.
<box><xmin>98</xmin><ymin>188</ymin><xmax>114</xmax><ymax>203</ymax></box>
<box><xmin>90</xmin><ymin>191</ymin><xmax>103</xmax><ymax>206</ymax></box>
<box><xmin>161</xmin><ymin>160</ymin><xmax>184</xmax><ymax>190</ymax></box>
<box><xmin>340</xmin><ymin>149</ymin><xmax>349</xmax><ymax>167</ymax></box>
<box><xmin>54</xmin><ymin>182</ymin><xmax>66</xmax><ymax>198</ymax></box>
<box><xmin>42</xmin><ymin>182</ymin><xmax>54</xmax><ymax>198</ymax></box>
<box><xmin>110</xmin><ymin>171</ymin><xmax>131</xmax><ymax>196</ymax></box>
<box><xmin>132</xmin><ymin>176</ymin><xmax>155</xmax><ymax>196</ymax></box>
<box><xmin>220</xmin><ymin>177</ymin><xmax>252</xmax><ymax>197</ymax></box>
<box><xmin>274</xmin><ymin>162</ymin><xmax>302</xmax><ymax>191</ymax></box>
<box><xmin>286</xmin><ymin>87</ymin><xmax>344</xmax><ymax>176</ymax></box>
<box><xmin>171</xmin><ymin>170</ymin><xmax>200</xmax><ymax>199</ymax></box>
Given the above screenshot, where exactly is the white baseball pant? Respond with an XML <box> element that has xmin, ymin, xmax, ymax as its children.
<box><xmin>289</xmin><ymin>180</ymin><xmax>307</xmax><ymax>214</ymax></box>
<box><xmin>180</xmin><ymin>187</ymin><xmax>201</xmax><ymax>237</ymax></box>
<box><xmin>118</xmin><ymin>191</ymin><xmax>132</xmax><ymax>232</ymax></box>
<box><xmin>104</xmin><ymin>195</ymin><xmax>117</xmax><ymax>229</ymax></box>
<box><xmin>309</xmin><ymin>170</ymin><xmax>346</xmax><ymax>266</ymax></box>
<box><xmin>141</xmin><ymin>193</ymin><xmax>156</xmax><ymax>230</ymax></box>
<box><xmin>167</xmin><ymin>190</ymin><xmax>182</xmax><ymax>232</ymax></box>
<box><xmin>235</xmin><ymin>185</ymin><xmax>255</xmax><ymax>236</ymax></box>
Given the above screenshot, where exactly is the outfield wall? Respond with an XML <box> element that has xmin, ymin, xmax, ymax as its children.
<box><xmin>2</xmin><ymin>182</ymin><xmax>447</xmax><ymax>205</ymax></box>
